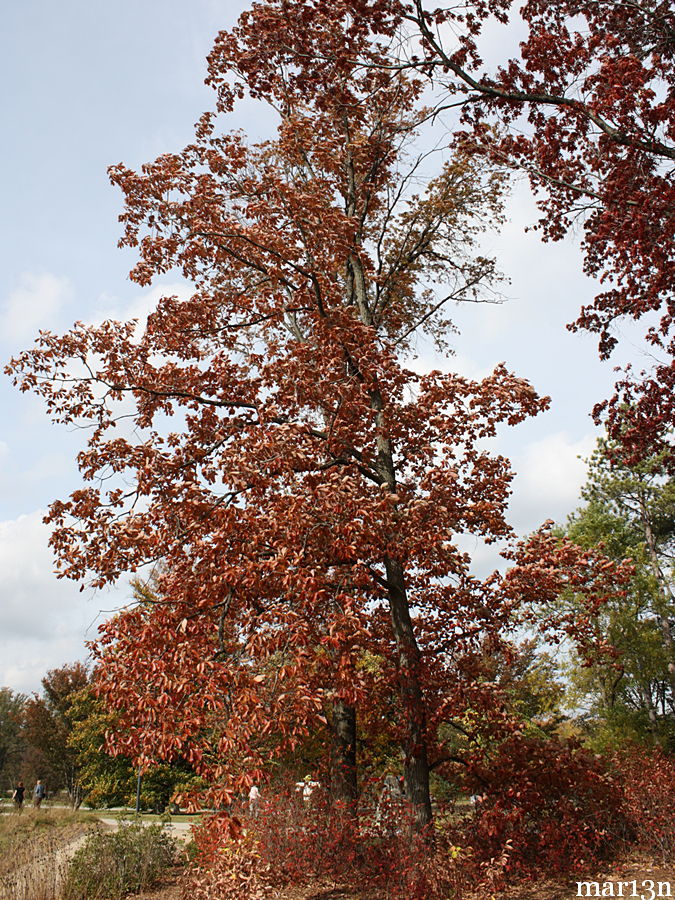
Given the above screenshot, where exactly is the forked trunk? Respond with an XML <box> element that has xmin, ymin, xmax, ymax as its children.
<box><xmin>349</xmin><ymin>232</ymin><xmax>433</xmax><ymax>832</ymax></box>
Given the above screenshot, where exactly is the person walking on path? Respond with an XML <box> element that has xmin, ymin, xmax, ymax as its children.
<box><xmin>33</xmin><ymin>780</ymin><xmax>47</xmax><ymax>808</ymax></box>
<box><xmin>12</xmin><ymin>781</ymin><xmax>25</xmax><ymax>812</ymax></box>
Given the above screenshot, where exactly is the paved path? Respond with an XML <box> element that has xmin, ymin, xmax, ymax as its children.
<box><xmin>97</xmin><ymin>817</ymin><xmax>193</xmax><ymax>842</ymax></box>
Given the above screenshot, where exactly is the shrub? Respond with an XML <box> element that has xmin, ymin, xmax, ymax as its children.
<box><xmin>63</xmin><ymin>822</ymin><xmax>176</xmax><ymax>899</ymax></box>
<box><xmin>464</xmin><ymin>734</ymin><xmax>626</xmax><ymax>879</ymax></box>
<box><xmin>182</xmin><ymin>744</ymin><xmax>675</xmax><ymax>898</ymax></box>
<box><xmin>612</xmin><ymin>746</ymin><xmax>675</xmax><ymax>864</ymax></box>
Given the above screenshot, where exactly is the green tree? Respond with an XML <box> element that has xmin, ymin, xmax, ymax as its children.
<box><xmin>0</xmin><ymin>688</ymin><xmax>26</xmax><ymax>792</ymax></box>
<box><xmin>562</xmin><ymin>441</ymin><xmax>675</xmax><ymax>747</ymax></box>
<box><xmin>484</xmin><ymin>640</ymin><xmax>565</xmax><ymax>729</ymax></box>
<box><xmin>68</xmin><ymin>685</ymin><xmax>201</xmax><ymax>811</ymax></box>
<box><xmin>66</xmin><ymin>686</ymin><xmax>133</xmax><ymax>808</ymax></box>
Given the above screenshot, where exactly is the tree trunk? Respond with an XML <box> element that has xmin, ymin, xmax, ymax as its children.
<box><xmin>366</xmin><ymin>378</ymin><xmax>433</xmax><ymax>833</ymax></box>
<box><xmin>385</xmin><ymin>556</ymin><xmax>433</xmax><ymax>831</ymax></box>
<box><xmin>346</xmin><ymin>204</ymin><xmax>433</xmax><ymax>831</ymax></box>
<box><xmin>639</xmin><ymin>496</ymin><xmax>675</xmax><ymax>705</ymax></box>
<box><xmin>636</xmin><ymin>681</ymin><xmax>662</xmax><ymax>745</ymax></box>
<box><xmin>330</xmin><ymin>700</ymin><xmax>357</xmax><ymax>806</ymax></box>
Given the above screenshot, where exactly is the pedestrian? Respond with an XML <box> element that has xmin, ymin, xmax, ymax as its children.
<box><xmin>295</xmin><ymin>775</ymin><xmax>320</xmax><ymax>804</ymax></box>
<box><xmin>33</xmin><ymin>779</ymin><xmax>47</xmax><ymax>808</ymax></box>
<box><xmin>12</xmin><ymin>781</ymin><xmax>25</xmax><ymax>812</ymax></box>
<box><xmin>248</xmin><ymin>783</ymin><xmax>260</xmax><ymax>819</ymax></box>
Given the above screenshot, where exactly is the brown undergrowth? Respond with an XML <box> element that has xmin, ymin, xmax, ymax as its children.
<box><xmin>0</xmin><ymin>808</ymin><xmax>98</xmax><ymax>900</ymax></box>
<box><xmin>133</xmin><ymin>854</ymin><xmax>673</xmax><ymax>900</ymax></box>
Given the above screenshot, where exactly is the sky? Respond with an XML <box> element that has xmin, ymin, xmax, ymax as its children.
<box><xmin>1</xmin><ymin>1</ymin><xmax>639</xmax><ymax>693</ymax></box>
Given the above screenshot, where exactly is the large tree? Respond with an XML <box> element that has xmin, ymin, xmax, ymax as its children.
<box><xmin>8</xmin><ymin>7</ymin><xmax>551</xmax><ymax>830</ymax></box>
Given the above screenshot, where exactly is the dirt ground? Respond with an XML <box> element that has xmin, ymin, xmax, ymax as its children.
<box><xmin>132</xmin><ymin>854</ymin><xmax>674</xmax><ymax>899</ymax></box>
<box><xmin>496</xmin><ymin>857</ymin><xmax>674</xmax><ymax>900</ymax></box>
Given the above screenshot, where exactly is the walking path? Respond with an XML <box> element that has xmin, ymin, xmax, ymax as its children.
<box><xmin>97</xmin><ymin>816</ymin><xmax>194</xmax><ymax>842</ymax></box>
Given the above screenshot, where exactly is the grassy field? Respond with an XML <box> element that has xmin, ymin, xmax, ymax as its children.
<box><xmin>0</xmin><ymin>807</ymin><xmax>182</xmax><ymax>900</ymax></box>
<box><xmin>0</xmin><ymin>798</ymin><xmax>201</xmax><ymax>825</ymax></box>
<box><xmin>0</xmin><ymin>807</ymin><xmax>94</xmax><ymax>867</ymax></box>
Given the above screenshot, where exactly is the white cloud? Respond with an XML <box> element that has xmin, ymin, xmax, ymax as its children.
<box><xmin>509</xmin><ymin>431</ymin><xmax>597</xmax><ymax>534</ymax></box>
<box><xmin>454</xmin><ymin>431</ymin><xmax>597</xmax><ymax>577</ymax></box>
<box><xmin>0</xmin><ymin>272</ymin><xmax>72</xmax><ymax>346</ymax></box>
<box><xmin>0</xmin><ymin>510</ymin><xmax>129</xmax><ymax>693</ymax></box>
<box><xmin>455</xmin><ymin>532</ymin><xmax>505</xmax><ymax>579</ymax></box>
<box><xmin>90</xmin><ymin>282</ymin><xmax>194</xmax><ymax>335</ymax></box>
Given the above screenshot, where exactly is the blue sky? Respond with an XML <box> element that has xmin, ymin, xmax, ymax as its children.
<box><xmin>1</xmin><ymin>1</ymin><xmax>638</xmax><ymax>692</ymax></box>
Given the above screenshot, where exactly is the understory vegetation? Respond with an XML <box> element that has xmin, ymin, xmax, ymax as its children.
<box><xmin>63</xmin><ymin>823</ymin><xmax>176</xmax><ymax>900</ymax></box>
<box><xmin>182</xmin><ymin>750</ymin><xmax>674</xmax><ymax>899</ymax></box>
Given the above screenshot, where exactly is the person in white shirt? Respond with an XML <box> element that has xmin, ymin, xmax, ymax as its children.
<box><xmin>248</xmin><ymin>783</ymin><xmax>261</xmax><ymax>818</ymax></box>
<box><xmin>295</xmin><ymin>776</ymin><xmax>320</xmax><ymax>803</ymax></box>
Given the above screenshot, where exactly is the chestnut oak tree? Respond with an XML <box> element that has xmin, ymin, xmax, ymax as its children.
<box><xmin>7</xmin><ymin>1</ymin><xmax>639</xmax><ymax>841</ymax></box>
<box><xmin>8</xmin><ymin>0</ymin><xmax>636</xmax><ymax>835</ymax></box>
<box><xmin>6</xmin><ymin>6</ymin><xmax>554</xmax><ymax>830</ymax></box>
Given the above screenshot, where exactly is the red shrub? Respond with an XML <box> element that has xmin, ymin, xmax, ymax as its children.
<box><xmin>612</xmin><ymin>746</ymin><xmax>675</xmax><ymax>864</ymax></box>
<box><xmin>182</xmin><ymin>790</ymin><xmax>469</xmax><ymax>899</ymax></box>
<box><xmin>463</xmin><ymin>735</ymin><xmax>626</xmax><ymax>878</ymax></box>
<box><xmin>182</xmin><ymin>744</ymin><xmax>675</xmax><ymax>898</ymax></box>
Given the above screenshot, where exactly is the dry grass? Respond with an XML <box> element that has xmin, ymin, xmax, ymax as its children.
<box><xmin>0</xmin><ymin>808</ymin><xmax>98</xmax><ymax>900</ymax></box>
